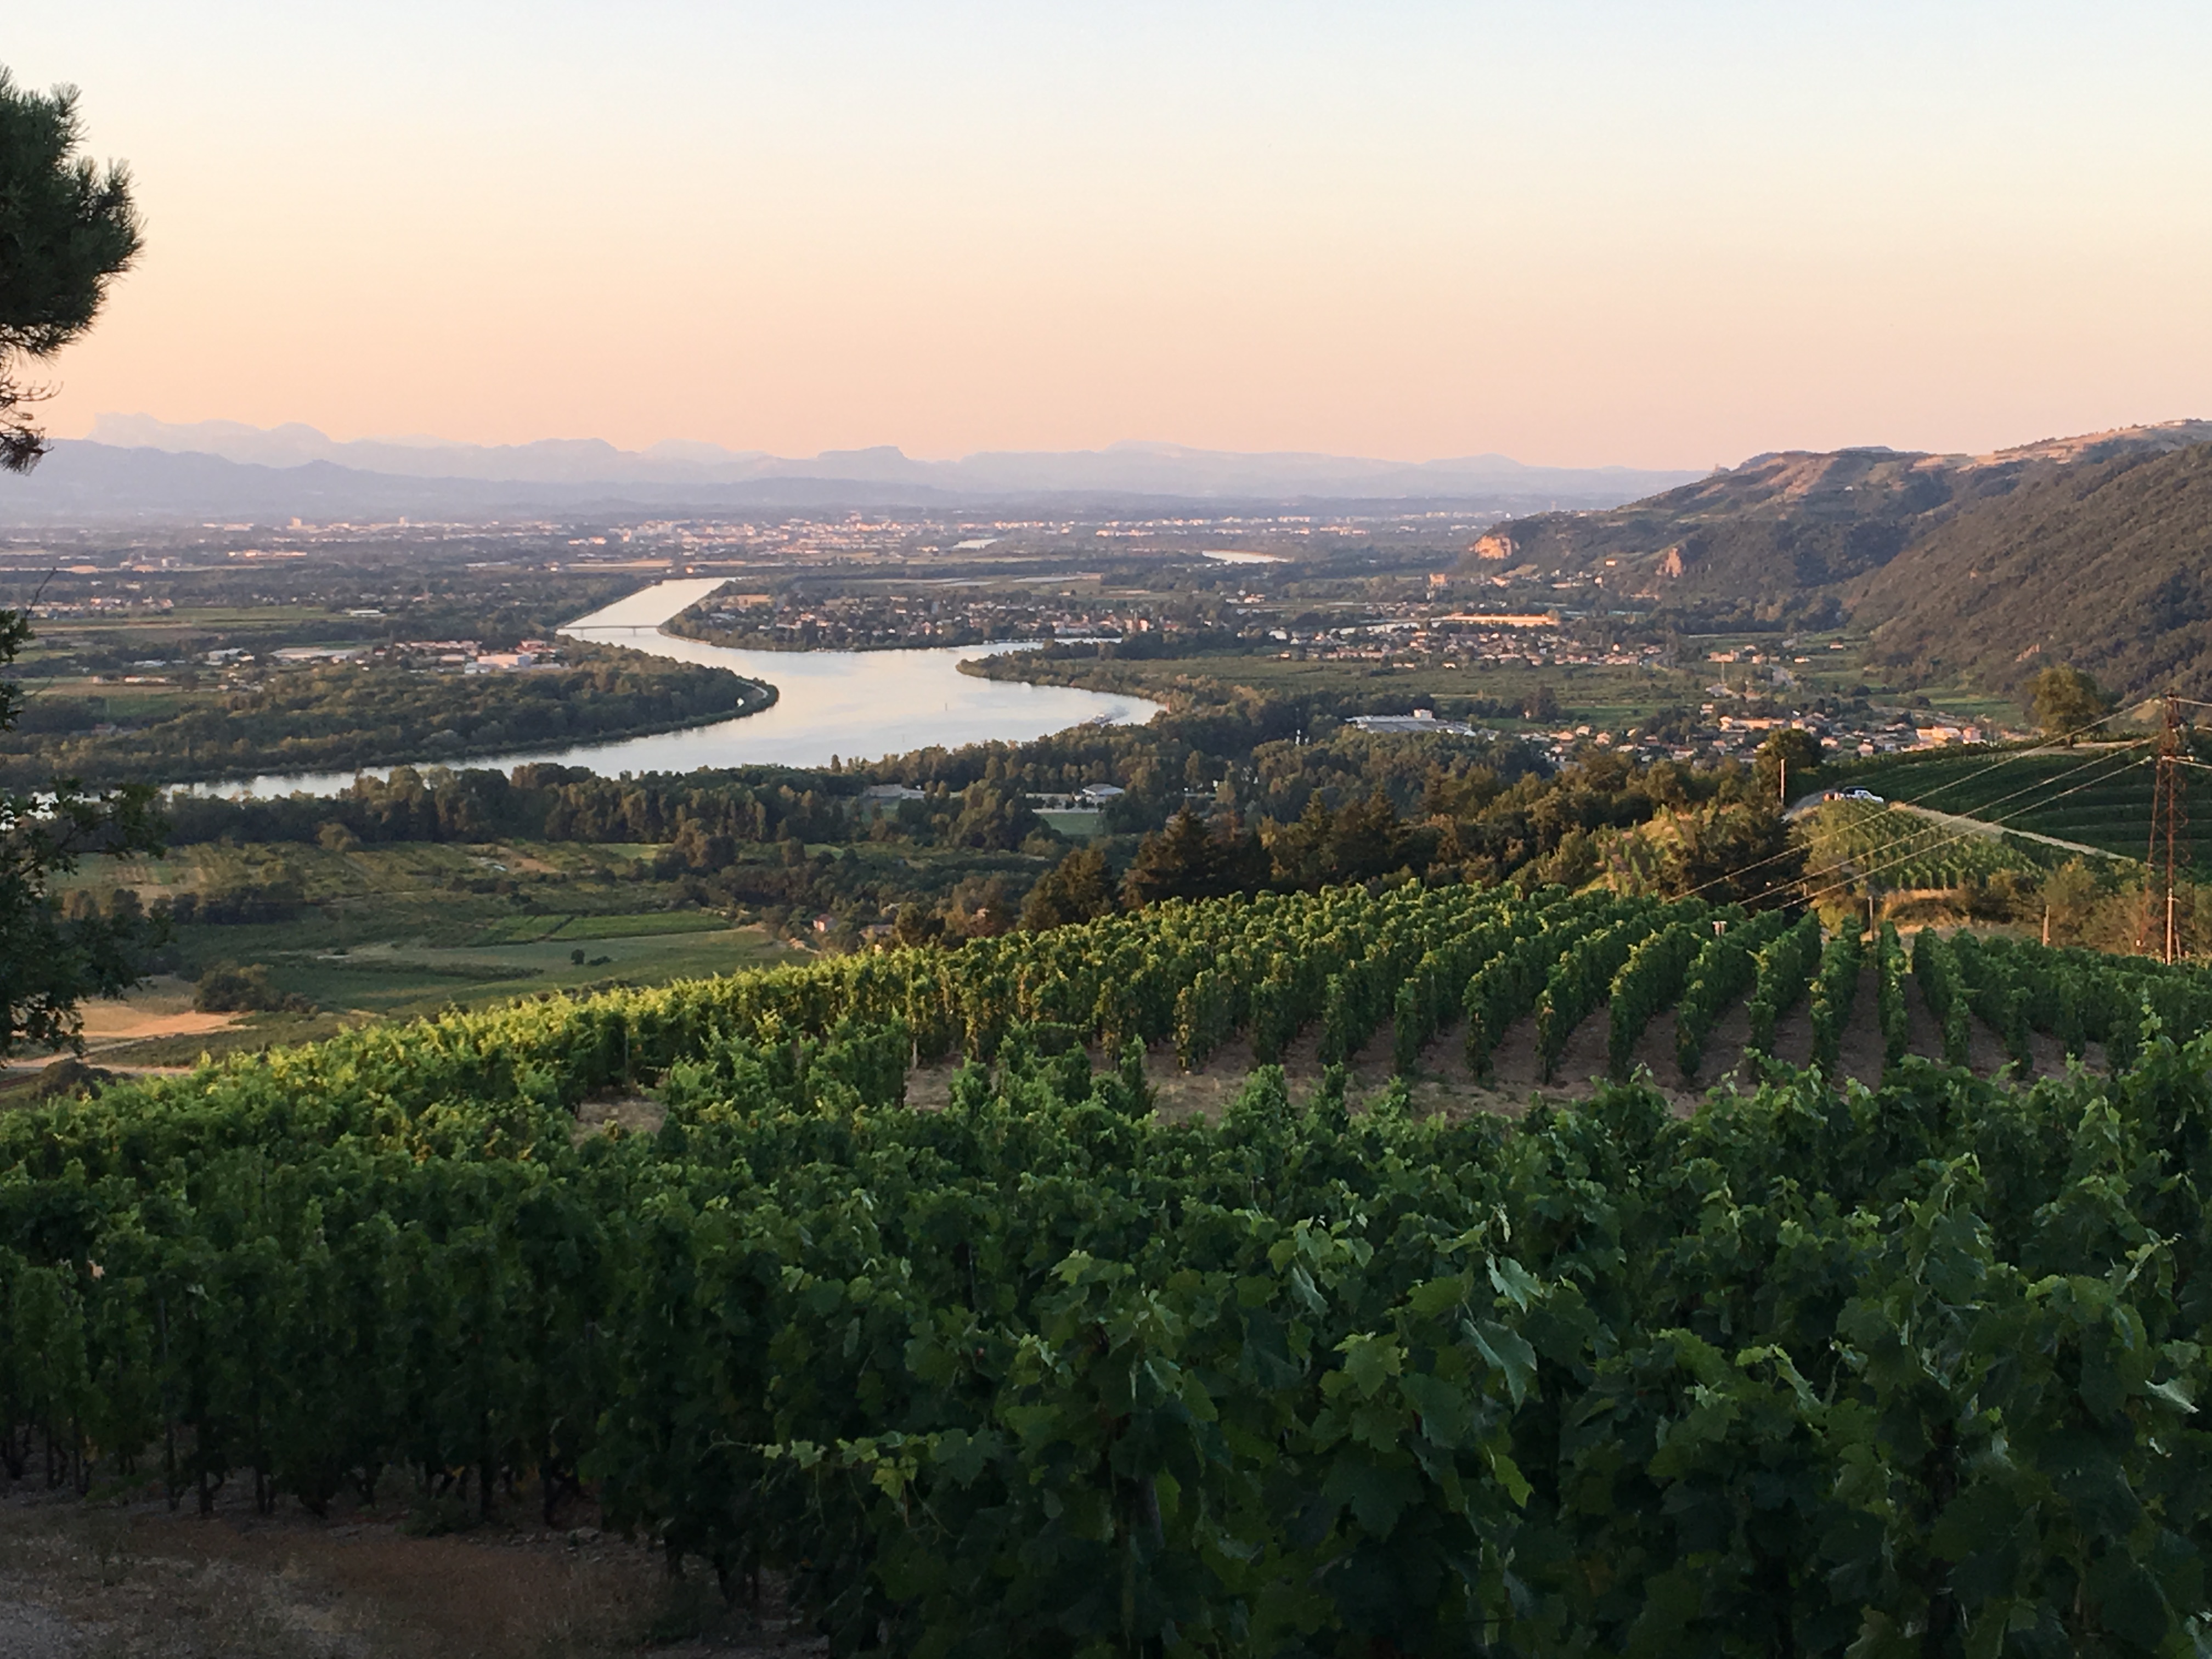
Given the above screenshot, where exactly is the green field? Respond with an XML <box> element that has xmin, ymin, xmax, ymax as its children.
<box><xmin>12</xmin><ymin>605</ymin><xmax>379</xmax><ymax>685</ymax></box>
<box><xmin>471</xmin><ymin>908</ymin><xmax>738</xmax><ymax>945</ymax></box>
<box><xmin>1824</xmin><ymin>741</ymin><xmax>2176</xmax><ymax>861</ymax></box>
<box><xmin>46</xmin><ymin>823</ymin><xmax>1072</xmax><ymax>1064</ymax></box>
<box><xmin>979</xmin><ymin>646</ymin><xmax>1703</xmax><ymax>731</ymax></box>
<box><xmin>247</xmin><ymin>926</ymin><xmax>786</xmax><ymax>1015</ymax></box>
<box><xmin>1796</xmin><ymin>797</ymin><xmax>2058</xmax><ymax>891</ymax></box>
<box><xmin>54</xmin><ymin>838</ymin><xmax>805</xmax><ymax>1043</ymax></box>
<box><xmin>50</xmin><ymin>924</ymin><xmax>792</xmax><ymax>1074</ymax></box>
<box><xmin>1034</xmin><ymin>808</ymin><xmax>1106</xmax><ymax>837</ymax></box>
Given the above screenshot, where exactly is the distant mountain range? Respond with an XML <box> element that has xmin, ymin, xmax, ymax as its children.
<box><xmin>1461</xmin><ymin>419</ymin><xmax>2212</xmax><ymax>702</ymax></box>
<box><xmin>29</xmin><ymin>412</ymin><xmax>2212</xmax><ymax>707</ymax></box>
<box><xmin>0</xmin><ymin>416</ymin><xmax>1704</xmax><ymax>522</ymax></box>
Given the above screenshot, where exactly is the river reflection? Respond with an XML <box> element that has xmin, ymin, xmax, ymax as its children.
<box><xmin>182</xmin><ymin>580</ymin><xmax>1160</xmax><ymax>797</ymax></box>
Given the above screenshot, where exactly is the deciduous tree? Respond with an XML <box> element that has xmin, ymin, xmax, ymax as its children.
<box><xmin>1752</xmin><ymin>726</ymin><xmax>1822</xmax><ymax>803</ymax></box>
<box><xmin>2027</xmin><ymin>664</ymin><xmax>2111</xmax><ymax>745</ymax></box>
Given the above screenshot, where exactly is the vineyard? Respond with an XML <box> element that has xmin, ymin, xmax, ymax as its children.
<box><xmin>1794</xmin><ymin>797</ymin><xmax>2063</xmax><ymax>891</ymax></box>
<box><xmin>9</xmin><ymin>883</ymin><xmax>2212</xmax><ymax>1654</ymax></box>
<box><xmin>1830</xmin><ymin>743</ymin><xmax>2176</xmax><ymax>864</ymax></box>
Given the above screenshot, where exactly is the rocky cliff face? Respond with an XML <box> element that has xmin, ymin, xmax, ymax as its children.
<box><xmin>1460</xmin><ymin>421</ymin><xmax>2212</xmax><ymax>610</ymax></box>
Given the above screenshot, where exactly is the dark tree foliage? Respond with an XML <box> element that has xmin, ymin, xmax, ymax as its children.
<box><xmin>0</xmin><ymin>611</ymin><xmax>166</xmax><ymax>1056</ymax></box>
<box><xmin>2027</xmin><ymin>664</ymin><xmax>2111</xmax><ymax>745</ymax></box>
<box><xmin>1261</xmin><ymin>791</ymin><xmax>1433</xmax><ymax>889</ymax></box>
<box><xmin>940</xmin><ymin>780</ymin><xmax>1040</xmax><ymax>851</ymax></box>
<box><xmin>1857</xmin><ymin>443</ymin><xmax>2212</xmax><ymax>701</ymax></box>
<box><xmin>0</xmin><ymin>67</ymin><xmax>140</xmax><ymax>471</ymax></box>
<box><xmin>0</xmin><ymin>646</ymin><xmax>765</xmax><ymax>791</ymax></box>
<box><xmin>1119</xmin><ymin>809</ymin><xmax>1268</xmax><ymax>906</ymax></box>
<box><xmin>157</xmin><ymin>735</ymin><xmax>1773</xmax><ymax>929</ymax></box>
<box><xmin>1662</xmin><ymin>799</ymin><xmax>1801</xmax><ymax>908</ymax></box>
<box><xmin>1020</xmin><ymin>845</ymin><xmax>1115</xmax><ymax>930</ymax></box>
<box><xmin>191</xmin><ymin>962</ymin><xmax>311</xmax><ymax>1015</ymax></box>
<box><xmin>1752</xmin><ymin>726</ymin><xmax>1822</xmax><ymax>802</ymax></box>
<box><xmin>0</xmin><ymin>69</ymin><xmax>159</xmax><ymax>1050</ymax></box>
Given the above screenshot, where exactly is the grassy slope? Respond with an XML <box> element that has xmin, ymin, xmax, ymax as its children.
<box><xmin>1854</xmin><ymin>442</ymin><xmax>2212</xmax><ymax>701</ymax></box>
<box><xmin>1820</xmin><ymin>742</ymin><xmax>2183</xmax><ymax>862</ymax></box>
<box><xmin>1463</xmin><ymin>448</ymin><xmax>2017</xmax><ymax>601</ymax></box>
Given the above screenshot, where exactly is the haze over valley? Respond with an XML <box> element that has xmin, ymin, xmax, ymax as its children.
<box><xmin>0</xmin><ymin>414</ymin><xmax>1705</xmax><ymax>522</ymax></box>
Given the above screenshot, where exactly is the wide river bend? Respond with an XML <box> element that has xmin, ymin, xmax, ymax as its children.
<box><xmin>184</xmin><ymin>578</ymin><xmax>1161</xmax><ymax>797</ymax></box>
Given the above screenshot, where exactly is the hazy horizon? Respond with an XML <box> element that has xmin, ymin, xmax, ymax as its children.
<box><xmin>82</xmin><ymin>411</ymin><xmax>1712</xmax><ymax>473</ymax></box>
<box><xmin>15</xmin><ymin>4</ymin><xmax>2212</xmax><ymax>469</ymax></box>
<box><xmin>81</xmin><ymin>411</ymin><xmax>2212</xmax><ymax>476</ymax></box>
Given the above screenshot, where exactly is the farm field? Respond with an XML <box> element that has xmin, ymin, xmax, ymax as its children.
<box><xmin>1823</xmin><ymin>738</ymin><xmax>2182</xmax><ymax>861</ymax></box>
<box><xmin>973</xmin><ymin>644</ymin><xmax>1702</xmax><ymax>732</ymax></box>
<box><xmin>9</xmin><ymin>882</ymin><xmax>2211</xmax><ymax>1649</ymax></box>
<box><xmin>1</xmin><ymin>922</ymin><xmax>794</xmax><ymax>1084</ymax></box>
<box><xmin>74</xmin><ymin>838</ymin><xmax>764</xmax><ymax>943</ymax></box>
<box><xmin>21</xmin><ymin>839</ymin><xmax>805</xmax><ymax>1077</ymax></box>
<box><xmin>1792</xmin><ymin>796</ymin><xmax>2067</xmax><ymax>895</ymax></box>
<box><xmin>1032</xmin><ymin>808</ymin><xmax>1104</xmax><ymax>838</ymax></box>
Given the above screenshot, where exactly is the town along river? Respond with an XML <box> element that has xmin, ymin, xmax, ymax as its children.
<box><xmin>183</xmin><ymin>578</ymin><xmax>1161</xmax><ymax>797</ymax></box>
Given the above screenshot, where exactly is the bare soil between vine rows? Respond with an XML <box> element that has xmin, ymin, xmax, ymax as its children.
<box><xmin>0</xmin><ymin>1477</ymin><xmax>823</xmax><ymax>1658</ymax></box>
<box><xmin>898</xmin><ymin>960</ymin><xmax>2103</xmax><ymax>1125</ymax></box>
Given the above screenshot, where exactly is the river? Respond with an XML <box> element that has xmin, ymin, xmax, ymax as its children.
<box><xmin>184</xmin><ymin>579</ymin><xmax>1161</xmax><ymax>797</ymax></box>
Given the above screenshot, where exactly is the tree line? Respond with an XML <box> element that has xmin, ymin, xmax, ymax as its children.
<box><xmin>0</xmin><ymin>645</ymin><xmax>770</xmax><ymax>790</ymax></box>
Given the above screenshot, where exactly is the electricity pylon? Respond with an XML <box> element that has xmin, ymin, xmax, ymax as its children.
<box><xmin>2138</xmin><ymin>693</ymin><xmax>2190</xmax><ymax>963</ymax></box>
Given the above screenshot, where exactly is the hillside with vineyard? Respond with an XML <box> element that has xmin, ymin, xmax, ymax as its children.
<box><xmin>10</xmin><ymin>881</ymin><xmax>2212</xmax><ymax>1652</ymax></box>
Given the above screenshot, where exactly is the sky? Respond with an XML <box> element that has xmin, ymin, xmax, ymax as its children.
<box><xmin>10</xmin><ymin>2</ymin><xmax>2212</xmax><ymax>469</ymax></box>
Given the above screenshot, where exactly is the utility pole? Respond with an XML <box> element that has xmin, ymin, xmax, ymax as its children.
<box><xmin>2137</xmin><ymin>692</ymin><xmax>2190</xmax><ymax>963</ymax></box>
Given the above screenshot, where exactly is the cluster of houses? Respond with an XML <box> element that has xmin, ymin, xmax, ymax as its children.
<box><xmin>245</xmin><ymin>638</ymin><xmax>562</xmax><ymax>673</ymax></box>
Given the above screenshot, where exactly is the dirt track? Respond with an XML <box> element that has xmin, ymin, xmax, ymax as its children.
<box><xmin>0</xmin><ymin>1481</ymin><xmax>821</xmax><ymax>1658</ymax></box>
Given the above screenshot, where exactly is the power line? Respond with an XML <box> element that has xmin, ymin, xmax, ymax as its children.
<box><xmin>1781</xmin><ymin>755</ymin><xmax>2156</xmax><ymax>912</ymax></box>
<box><xmin>1775</xmin><ymin>743</ymin><xmax>2149</xmax><ymax>901</ymax></box>
<box><xmin>1787</xmin><ymin>764</ymin><xmax>2148</xmax><ymax>915</ymax></box>
<box><xmin>2138</xmin><ymin>693</ymin><xmax>2190</xmax><ymax>963</ymax></box>
<box><xmin>1665</xmin><ymin>719</ymin><xmax>2144</xmax><ymax>905</ymax></box>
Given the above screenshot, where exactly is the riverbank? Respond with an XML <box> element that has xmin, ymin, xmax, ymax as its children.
<box><xmin>172</xmin><ymin>582</ymin><xmax>1161</xmax><ymax>798</ymax></box>
<box><xmin>6</xmin><ymin>642</ymin><xmax>776</xmax><ymax>793</ymax></box>
<box><xmin>665</xmin><ymin>611</ymin><xmax>1056</xmax><ymax>655</ymax></box>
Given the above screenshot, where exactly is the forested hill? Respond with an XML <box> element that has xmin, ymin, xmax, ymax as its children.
<box><xmin>1462</xmin><ymin>420</ymin><xmax>2212</xmax><ymax>614</ymax></box>
<box><xmin>1853</xmin><ymin>439</ymin><xmax>2212</xmax><ymax>698</ymax></box>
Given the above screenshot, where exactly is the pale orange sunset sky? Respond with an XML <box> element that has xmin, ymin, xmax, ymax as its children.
<box><xmin>11</xmin><ymin>2</ymin><xmax>2212</xmax><ymax>468</ymax></box>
